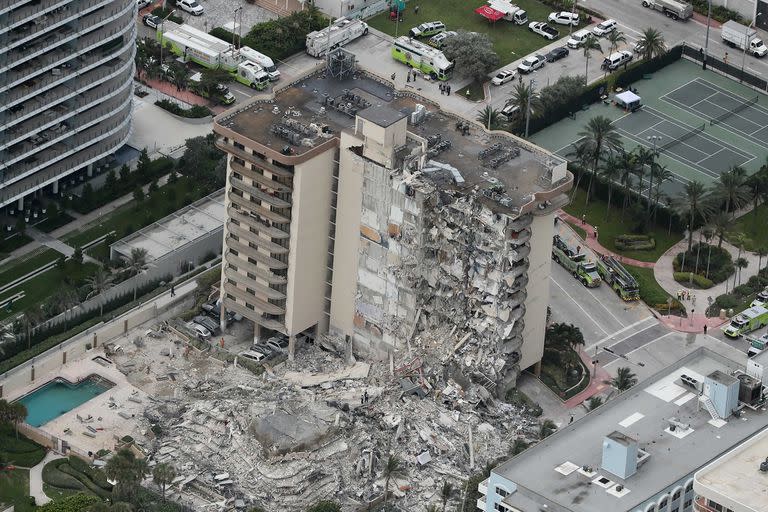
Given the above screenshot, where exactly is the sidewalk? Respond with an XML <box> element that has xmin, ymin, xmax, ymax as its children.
<box><xmin>557</xmin><ymin>211</ymin><xmax>655</xmax><ymax>269</ymax></box>
<box><xmin>28</xmin><ymin>451</ymin><xmax>63</xmax><ymax>506</ymax></box>
<box><xmin>563</xmin><ymin>347</ymin><xmax>613</xmax><ymax>408</ymax></box>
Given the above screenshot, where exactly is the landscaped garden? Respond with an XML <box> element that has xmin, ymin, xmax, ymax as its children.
<box><xmin>42</xmin><ymin>457</ymin><xmax>113</xmax><ymax>501</ymax></box>
<box><xmin>539</xmin><ymin>323</ymin><xmax>590</xmax><ymax>400</ymax></box>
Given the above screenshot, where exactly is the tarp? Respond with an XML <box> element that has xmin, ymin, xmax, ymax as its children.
<box><xmin>475</xmin><ymin>5</ymin><xmax>505</xmax><ymax>21</ymax></box>
<box><xmin>615</xmin><ymin>90</ymin><xmax>641</xmax><ymax>104</ymax></box>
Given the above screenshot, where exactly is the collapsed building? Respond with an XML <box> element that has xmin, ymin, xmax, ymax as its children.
<box><xmin>213</xmin><ymin>65</ymin><xmax>572</xmax><ymax>397</ymax></box>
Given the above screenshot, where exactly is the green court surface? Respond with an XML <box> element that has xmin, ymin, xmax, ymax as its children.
<box><xmin>530</xmin><ymin>59</ymin><xmax>768</xmax><ymax>197</ymax></box>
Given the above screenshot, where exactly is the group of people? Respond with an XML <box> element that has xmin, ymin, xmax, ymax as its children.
<box><xmin>439</xmin><ymin>83</ymin><xmax>451</xmax><ymax>95</ymax></box>
<box><xmin>406</xmin><ymin>69</ymin><xmax>418</xmax><ymax>82</ymax></box>
<box><xmin>676</xmin><ymin>289</ymin><xmax>695</xmax><ymax>303</ymax></box>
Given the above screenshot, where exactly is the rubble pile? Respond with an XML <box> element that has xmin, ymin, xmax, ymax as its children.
<box><xmin>119</xmin><ymin>328</ymin><xmax>543</xmax><ymax>511</ymax></box>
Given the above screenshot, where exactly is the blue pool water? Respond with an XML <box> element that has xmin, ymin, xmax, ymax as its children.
<box><xmin>17</xmin><ymin>376</ymin><xmax>114</xmax><ymax>427</ymax></box>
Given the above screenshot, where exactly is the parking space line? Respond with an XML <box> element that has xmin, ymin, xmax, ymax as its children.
<box><xmin>585</xmin><ymin>316</ymin><xmax>656</xmax><ymax>352</ymax></box>
<box><xmin>605</xmin><ymin>332</ymin><xmax>675</xmax><ymax>365</ymax></box>
<box><xmin>550</xmin><ymin>276</ymin><xmax>610</xmax><ymax>336</ymax></box>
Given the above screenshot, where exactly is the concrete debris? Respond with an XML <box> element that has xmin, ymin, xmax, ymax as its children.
<box><xmin>107</xmin><ymin>320</ymin><xmax>544</xmax><ymax>512</ymax></box>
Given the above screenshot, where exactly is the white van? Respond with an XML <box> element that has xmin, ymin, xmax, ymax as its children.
<box><xmin>602</xmin><ymin>50</ymin><xmax>633</xmax><ymax>70</ymax></box>
<box><xmin>567</xmin><ymin>29</ymin><xmax>591</xmax><ymax>49</ymax></box>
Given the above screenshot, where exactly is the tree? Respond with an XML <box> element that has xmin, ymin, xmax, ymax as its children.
<box><xmin>306</xmin><ymin>501</ymin><xmax>341</xmax><ymax>512</ymax></box>
<box><xmin>104</xmin><ymin>449</ymin><xmax>148</xmax><ymax>501</ymax></box>
<box><xmin>88</xmin><ymin>502</ymin><xmax>133</xmax><ymax>512</ymax></box>
<box><xmin>587</xmin><ymin>396</ymin><xmax>603</xmax><ymax>410</ymax></box>
<box><xmin>119</xmin><ymin>165</ymin><xmax>130</xmax><ymax>182</ymax></box>
<box><xmin>148</xmin><ymin>179</ymin><xmax>159</xmax><ymax>195</ymax></box>
<box><xmin>637</xmin><ymin>27</ymin><xmax>666</xmax><ymax>60</ymax></box>
<box><xmin>758</xmin><ymin>247</ymin><xmax>767</xmax><ymax>271</ymax></box>
<box><xmin>505</xmin><ymin>81</ymin><xmax>541</xmax><ymax>133</ymax></box>
<box><xmin>617</xmin><ymin>150</ymin><xmax>637</xmax><ymax>218</ymax></box>
<box><xmin>675</xmin><ymin>180</ymin><xmax>712</xmax><ymax>251</ymax></box>
<box><xmin>476</xmin><ymin>106</ymin><xmax>504</xmax><ymax>131</ymax></box>
<box><xmin>539</xmin><ymin>419</ymin><xmax>557</xmax><ymax>439</ymax></box>
<box><xmin>126</xmin><ymin>248</ymin><xmax>149</xmax><ymax>301</ymax></box>
<box><xmin>735</xmin><ymin>257</ymin><xmax>749</xmax><ymax>286</ymax></box>
<box><xmin>702</xmin><ymin>227</ymin><xmax>715</xmax><ymax>279</ymax></box>
<box><xmin>20</xmin><ymin>308</ymin><xmax>43</xmax><ymax>349</ymax></box>
<box><xmin>15</xmin><ymin>217</ymin><xmax>25</xmax><ymax>235</ymax></box>
<box><xmin>81</xmin><ymin>183</ymin><xmax>95</xmax><ymax>209</ymax></box>
<box><xmin>152</xmin><ymin>463</ymin><xmax>176</xmax><ymax>501</ymax></box>
<box><xmin>581</xmin><ymin>33</ymin><xmax>602</xmax><ymax>84</ymax></box>
<box><xmin>575</xmin><ymin>116</ymin><xmax>623</xmax><ymax>206</ymax></box>
<box><xmin>545</xmin><ymin>323</ymin><xmax>584</xmax><ymax>350</ymax></box>
<box><xmin>37</xmin><ymin>494</ymin><xmax>101</xmax><ymax>512</ymax></box>
<box><xmin>105</xmin><ymin>170</ymin><xmax>117</xmax><ymax>193</ymax></box>
<box><xmin>711</xmin><ymin>166</ymin><xmax>751</xmax><ymax>217</ymax></box>
<box><xmin>607</xmin><ymin>30</ymin><xmax>627</xmax><ymax>56</ymax></box>
<box><xmin>442</xmin><ymin>31</ymin><xmax>499</xmax><ymax>83</ymax></box>
<box><xmin>537</xmin><ymin>75</ymin><xmax>585</xmax><ymax>115</ymax></box>
<box><xmin>133</xmin><ymin>187</ymin><xmax>145</xmax><ymax>204</ymax></box>
<box><xmin>167</xmin><ymin>62</ymin><xmax>190</xmax><ymax>92</ymax></box>
<box><xmin>709</xmin><ymin>212</ymin><xmax>730</xmax><ymax>249</ymax></box>
<box><xmin>7</xmin><ymin>401</ymin><xmax>26</xmax><ymax>439</ymax></box>
<box><xmin>382</xmin><ymin>454</ymin><xmax>406</xmax><ymax>503</ymax></box>
<box><xmin>600</xmin><ymin>154</ymin><xmax>623</xmax><ymax>218</ymax></box>
<box><xmin>746</xmin><ymin>168</ymin><xmax>768</xmax><ymax>219</ymax></box>
<box><xmin>86</xmin><ymin>269</ymin><xmax>114</xmax><ymax>317</ymax></box>
<box><xmin>72</xmin><ymin>246</ymin><xmax>83</xmax><ymax>265</ymax></box>
<box><xmin>611</xmin><ymin>367</ymin><xmax>637</xmax><ymax>392</ymax></box>
<box><xmin>199</xmin><ymin>68</ymin><xmax>233</xmax><ymax>98</ymax></box>
<box><xmin>440</xmin><ymin>481</ymin><xmax>456</xmax><ymax>512</ymax></box>
<box><xmin>0</xmin><ymin>322</ymin><xmax>14</xmax><ymax>357</ymax></box>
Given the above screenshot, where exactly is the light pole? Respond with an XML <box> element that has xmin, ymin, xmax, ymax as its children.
<box><xmin>703</xmin><ymin>0</ymin><xmax>712</xmax><ymax>69</ymax></box>
<box><xmin>647</xmin><ymin>135</ymin><xmax>661</xmax><ymax>196</ymax></box>
<box><xmin>570</xmin><ymin>0</ymin><xmax>577</xmax><ymax>36</ymax></box>
<box><xmin>232</xmin><ymin>7</ymin><xmax>243</xmax><ymax>48</ymax></box>
<box><xmin>524</xmin><ymin>78</ymin><xmax>536</xmax><ymax>138</ymax></box>
<box><xmin>158</xmin><ymin>9</ymin><xmax>177</xmax><ymax>73</ymax></box>
<box><xmin>740</xmin><ymin>14</ymin><xmax>762</xmax><ymax>80</ymax></box>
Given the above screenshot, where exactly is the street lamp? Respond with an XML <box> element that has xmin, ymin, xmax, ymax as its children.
<box><xmin>158</xmin><ymin>9</ymin><xmax>177</xmax><ymax>72</ymax></box>
<box><xmin>703</xmin><ymin>0</ymin><xmax>712</xmax><ymax>69</ymax></box>
<box><xmin>232</xmin><ymin>7</ymin><xmax>243</xmax><ymax>49</ymax></box>
<box><xmin>740</xmin><ymin>13</ymin><xmax>762</xmax><ymax>80</ymax></box>
<box><xmin>647</xmin><ymin>135</ymin><xmax>662</xmax><ymax>155</ymax></box>
<box><xmin>524</xmin><ymin>78</ymin><xmax>536</xmax><ymax>138</ymax></box>
<box><xmin>570</xmin><ymin>0</ymin><xmax>578</xmax><ymax>36</ymax></box>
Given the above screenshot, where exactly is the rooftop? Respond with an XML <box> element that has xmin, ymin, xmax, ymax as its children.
<box><xmin>215</xmin><ymin>72</ymin><xmax>569</xmax><ymax>216</ymax></box>
<box><xmin>494</xmin><ymin>348</ymin><xmax>768</xmax><ymax>512</ymax></box>
<box><xmin>110</xmin><ymin>190</ymin><xmax>225</xmax><ymax>262</ymax></box>
<box><xmin>695</xmin><ymin>427</ymin><xmax>768</xmax><ymax>512</ymax></box>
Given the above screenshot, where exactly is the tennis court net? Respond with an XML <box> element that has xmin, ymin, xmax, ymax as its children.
<box><xmin>659</xmin><ymin>123</ymin><xmax>706</xmax><ymax>153</ymax></box>
<box><xmin>710</xmin><ymin>95</ymin><xmax>759</xmax><ymax>126</ymax></box>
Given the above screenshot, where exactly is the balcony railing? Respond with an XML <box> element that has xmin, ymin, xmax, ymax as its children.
<box><xmin>226</xmin><ymin>238</ymin><xmax>288</xmax><ymax>270</ymax></box>
<box><xmin>230</xmin><ymin>176</ymin><xmax>291</xmax><ymax>209</ymax></box>
<box><xmin>227</xmin><ymin>222</ymin><xmax>289</xmax><ymax>255</ymax></box>
<box><xmin>228</xmin><ymin>191</ymin><xmax>291</xmax><ymax>225</ymax></box>
<box><xmin>224</xmin><ymin>284</ymin><xmax>285</xmax><ymax>316</ymax></box>
<box><xmin>230</xmin><ymin>160</ymin><xmax>292</xmax><ymax>192</ymax></box>
<box><xmin>224</xmin><ymin>267</ymin><xmax>286</xmax><ymax>300</ymax></box>
<box><xmin>222</xmin><ymin>297</ymin><xmax>286</xmax><ymax>333</ymax></box>
<box><xmin>228</xmin><ymin>206</ymin><xmax>290</xmax><ymax>239</ymax></box>
<box><xmin>225</xmin><ymin>252</ymin><xmax>287</xmax><ymax>285</ymax></box>
<box><xmin>217</xmin><ymin>140</ymin><xmax>294</xmax><ymax>177</ymax></box>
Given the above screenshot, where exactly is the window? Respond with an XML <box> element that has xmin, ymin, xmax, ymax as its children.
<box><xmin>496</xmin><ymin>487</ymin><xmax>509</xmax><ymax>498</ymax></box>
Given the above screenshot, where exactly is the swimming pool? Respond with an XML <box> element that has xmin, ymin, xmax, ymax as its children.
<box><xmin>16</xmin><ymin>376</ymin><xmax>114</xmax><ymax>428</ymax></box>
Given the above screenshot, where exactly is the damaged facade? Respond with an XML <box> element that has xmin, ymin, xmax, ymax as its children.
<box><xmin>214</xmin><ymin>71</ymin><xmax>572</xmax><ymax>395</ymax></box>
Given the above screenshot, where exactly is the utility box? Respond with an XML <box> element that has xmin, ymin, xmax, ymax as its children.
<box><xmin>601</xmin><ymin>431</ymin><xmax>638</xmax><ymax>479</ymax></box>
<box><xmin>704</xmin><ymin>371</ymin><xmax>739</xmax><ymax>419</ymax></box>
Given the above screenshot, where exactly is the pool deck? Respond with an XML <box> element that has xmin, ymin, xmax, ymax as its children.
<box><xmin>7</xmin><ymin>349</ymin><xmax>149</xmax><ymax>456</ymax></box>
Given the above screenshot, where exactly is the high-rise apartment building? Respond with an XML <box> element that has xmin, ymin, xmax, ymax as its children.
<box><xmin>0</xmin><ymin>0</ymin><xmax>136</xmax><ymax>210</ymax></box>
<box><xmin>213</xmin><ymin>69</ymin><xmax>571</xmax><ymax>390</ymax></box>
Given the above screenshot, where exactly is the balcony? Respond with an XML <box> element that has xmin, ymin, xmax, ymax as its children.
<box><xmin>507</xmin><ymin>229</ymin><xmax>531</xmax><ymax>246</ymax></box>
<box><xmin>217</xmin><ymin>140</ymin><xmax>294</xmax><ymax>177</ymax></box>
<box><xmin>225</xmin><ymin>252</ymin><xmax>287</xmax><ymax>285</ymax></box>
<box><xmin>227</xmin><ymin>238</ymin><xmax>288</xmax><ymax>270</ymax></box>
<box><xmin>224</xmin><ymin>284</ymin><xmax>285</xmax><ymax>316</ymax></box>
<box><xmin>222</xmin><ymin>297</ymin><xmax>286</xmax><ymax>333</ymax></box>
<box><xmin>0</xmin><ymin>0</ymin><xmax>114</xmax><ymax>40</ymax></box>
<box><xmin>228</xmin><ymin>191</ymin><xmax>291</xmax><ymax>225</ymax></box>
<box><xmin>231</xmin><ymin>160</ymin><xmax>292</xmax><ymax>193</ymax></box>
<box><xmin>227</xmin><ymin>222</ymin><xmax>289</xmax><ymax>255</ymax></box>
<box><xmin>230</xmin><ymin>176</ymin><xmax>291</xmax><ymax>209</ymax></box>
<box><xmin>228</xmin><ymin>207</ymin><xmax>290</xmax><ymax>239</ymax></box>
<box><xmin>478</xmin><ymin>479</ymin><xmax>488</xmax><ymax>496</ymax></box>
<box><xmin>0</xmin><ymin>0</ymin><xmax>30</xmax><ymax>17</ymax></box>
<box><xmin>225</xmin><ymin>267</ymin><xmax>286</xmax><ymax>300</ymax></box>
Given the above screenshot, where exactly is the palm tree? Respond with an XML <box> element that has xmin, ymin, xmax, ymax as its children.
<box><xmin>126</xmin><ymin>248</ymin><xmax>149</xmax><ymax>301</ymax></box>
<box><xmin>611</xmin><ymin>367</ymin><xmax>637</xmax><ymax>392</ymax></box>
<box><xmin>539</xmin><ymin>419</ymin><xmax>557</xmax><ymax>439</ymax></box>
<box><xmin>440</xmin><ymin>481</ymin><xmax>455</xmax><ymax>512</ymax></box>
<box><xmin>20</xmin><ymin>308</ymin><xmax>43</xmax><ymax>350</ymax></box>
<box><xmin>702</xmin><ymin>227</ymin><xmax>715</xmax><ymax>278</ymax></box>
<box><xmin>567</xmin><ymin>142</ymin><xmax>592</xmax><ymax>200</ymax></box>
<box><xmin>0</xmin><ymin>322</ymin><xmax>14</xmax><ymax>357</ymax></box>
<box><xmin>758</xmin><ymin>247</ymin><xmax>767</xmax><ymax>271</ymax></box>
<box><xmin>7</xmin><ymin>402</ymin><xmax>26</xmax><ymax>439</ymax></box>
<box><xmin>709</xmin><ymin>212</ymin><xmax>730</xmax><ymax>248</ymax></box>
<box><xmin>675</xmin><ymin>180</ymin><xmax>712</xmax><ymax>251</ymax></box>
<box><xmin>152</xmin><ymin>463</ymin><xmax>176</xmax><ymax>501</ymax></box>
<box><xmin>587</xmin><ymin>396</ymin><xmax>603</xmax><ymax>410</ymax></box>
<box><xmin>617</xmin><ymin>150</ymin><xmax>636</xmax><ymax>217</ymax></box>
<box><xmin>637</xmin><ymin>27</ymin><xmax>667</xmax><ymax>60</ymax></box>
<box><xmin>52</xmin><ymin>288</ymin><xmax>80</xmax><ymax>329</ymax></box>
<box><xmin>576</xmin><ymin>116</ymin><xmax>623</xmax><ymax>206</ymax></box>
<box><xmin>711</xmin><ymin>166</ymin><xmax>751</xmax><ymax>218</ymax></box>
<box><xmin>600</xmin><ymin>154</ymin><xmax>623</xmax><ymax>217</ymax></box>
<box><xmin>651</xmin><ymin>164</ymin><xmax>673</xmax><ymax>218</ymax></box>
<box><xmin>505</xmin><ymin>82</ymin><xmax>540</xmax><ymax>131</ymax></box>
<box><xmin>735</xmin><ymin>257</ymin><xmax>749</xmax><ymax>286</ymax></box>
<box><xmin>607</xmin><ymin>30</ymin><xmax>627</xmax><ymax>55</ymax></box>
<box><xmin>382</xmin><ymin>454</ymin><xmax>406</xmax><ymax>503</ymax></box>
<box><xmin>582</xmin><ymin>34</ymin><xmax>602</xmax><ymax>84</ymax></box>
<box><xmin>86</xmin><ymin>269</ymin><xmax>114</xmax><ymax>318</ymax></box>
<box><xmin>746</xmin><ymin>169</ymin><xmax>768</xmax><ymax>219</ymax></box>
<box><xmin>476</xmin><ymin>106</ymin><xmax>503</xmax><ymax>131</ymax></box>
<box><xmin>105</xmin><ymin>449</ymin><xmax>148</xmax><ymax>501</ymax></box>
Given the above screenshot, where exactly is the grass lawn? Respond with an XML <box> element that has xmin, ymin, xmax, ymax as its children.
<box><xmin>1</xmin><ymin>425</ymin><xmax>47</xmax><ymax>468</ymax></box>
<box><xmin>563</xmin><ymin>188</ymin><xmax>682</xmax><ymax>262</ymax></box>
<box><xmin>0</xmin><ymin>248</ymin><xmax>60</xmax><ymax>288</ymax></box>
<box><xmin>33</xmin><ymin>213</ymin><xmax>75</xmax><ymax>234</ymax></box>
<box><xmin>0</xmin><ymin>469</ymin><xmax>34</xmax><ymax>512</ymax></box>
<box><xmin>0</xmin><ymin>232</ymin><xmax>33</xmax><ymax>259</ymax></box>
<box><xmin>625</xmin><ymin>265</ymin><xmax>681</xmax><ymax>312</ymax></box>
<box><xmin>86</xmin><ymin>241</ymin><xmax>110</xmax><ymax>263</ymax></box>
<box><xmin>725</xmin><ymin>205</ymin><xmax>768</xmax><ymax>253</ymax></box>
<box><xmin>367</xmin><ymin>0</ymin><xmax>582</xmax><ymax>67</ymax></box>
<box><xmin>540</xmin><ymin>346</ymin><xmax>590</xmax><ymax>400</ymax></box>
<box><xmin>456</xmin><ymin>80</ymin><xmax>485</xmax><ymax>101</ymax></box>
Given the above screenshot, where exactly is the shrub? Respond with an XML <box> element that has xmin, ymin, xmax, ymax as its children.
<box><xmin>542</xmin><ymin>347</ymin><xmax>562</xmax><ymax>366</ymax></box>
<box><xmin>615</xmin><ymin>234</ymin><xmax>656</xmax><ymax>251</ymax></box>
<box><xmin>673</xmin><ymin>272</ymin><xmax>714</xmax><ymax>289</ymax></box>
<box><xmin>674</xmin><ymin>244</ymin><xmax>733</xmax><ymax>284</ymax></box>
<box><xmin>734</xmin><ymin>284</ymin><xmax>755</xmax><ymax>297</ymax></box>
<box><xmin>155</xmin><ymin>99</ymin><xmax>212</xmax><ymax>119</ymax></box>
<box><xmin>715</xmin><ymin>294</ymin><xmax>740</xmax><ymax>310</ymax></box>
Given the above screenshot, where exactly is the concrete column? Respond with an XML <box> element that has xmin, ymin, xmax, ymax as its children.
<box><xmin>86</xmin><ymin>164</ymin><xmax>93</xmax><ymax>178</ymax></box>
<box><xmin>220</xmin><ymin>302</ymin><xmax>228</xmax><ymax>334</ymax></box>
<box><xmin>288</xmin><ymin>335</ymin><xmax>296</xmax><ymax>361</ymax></box>
<box><xmin>52</xmin><ymin>179</ymin><xmax>59</xmax><ymax>194</ymax></box>
<box><xmin>17</xmin><ymin>196</ymin><xmax>23</xmax><ymax>210</ymax></box>
<box><xmin>533</xmin><ymin>360</ymin><xmax>542</xmax><ymax>377</ymax></box>
<box><xmin>252</xmin><ymin>321</ymin><xmax>261</xmax><ymax>345</ymax></box>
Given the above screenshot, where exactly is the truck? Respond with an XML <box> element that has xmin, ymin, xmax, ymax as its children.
<box><xmin>237</xmin><ymin>46</ymin><xmax>281</xmax><ymax>80</ymax></box>
<box><xmin>528</xmin><ymin>21</ymin><xmax>559</xmax><ymax>40</ymax></box>
<box><xmin>640</xmin><ymin>0</ymin><xmax>693</xmax><ymax>21</ymax></box>
<box><xmin>552</xmin><ymin>235</ymin><xmax>601</xmax><ymax>287</ymax></box>
<box><xmin>188</xmin><ymin>72</ymin><xmax>236</xmax><ymax>105</ymax></box>
<box><xmin>235</xmin><ymin>61</ymin><xmax>270</xmax><ymax>90</ymax></box>
<box><xmin>595</xmin><ymin>255</ymin><xmax>639</xmax><ymax>301</ymax></box>
<box><xmin>721</xmin><ymin>20</ymin><xmax>768</xmax><ymax>57</ymax></box>
<box><xmin>487</xmin><ymin>0</ymin><xmax>528</xmax><ymax>24</ymax></box>
<box><xmin>746</xmin><ymin>334</ymin><xmax>768</xmax><ymax>357</ymax></box>
<box><xmin>391</xmin><ymin>36</ymin><xmax>454</xmax><ymax>81</ymax></box>
<box><xmin>723</xmin><ymin>305</ymin><xmax>768</xmax><ymax>338</ymax></box>
<box><xmin>305</xmin><ymin>17</ymin><xmax>369</xmax><ymax>58</ymax></box>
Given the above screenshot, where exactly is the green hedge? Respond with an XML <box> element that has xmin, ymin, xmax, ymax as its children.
<box><xmin>673</xmin><ymin>243</ymin><xmax>733</xmax><ymax>284</ymax></box>
<box><xmin>0</xmin><ymin>425</ymin><xmax>47</xmax><ymax>467</ymax></box>
<box><xmin>673</xmin><ymin>272</ymin><xmax>714</xmax><ymax>289</ymax></box>
<box><xmin>43</xmin><ymin>458</ymin><xmax>112</xmax><ymax>500</ymax></box>
<box><xmin>614</xmin><ymin>45</ymin><xmax>683</xmax><ymax>89</ymax></box>
<box><xmin>688</xmin><ymin>0</ymin><xmax>746</xmax><ymax>23</ymax></box>
<box><xmin>615</xmin><ymin>234</ymin><xmax>656</xmax><ymax>251</ymax></box>
<box><xmin>155</xmin><ymin>100</ymin><xmax>212</xmax><ymax>119</ymax></box>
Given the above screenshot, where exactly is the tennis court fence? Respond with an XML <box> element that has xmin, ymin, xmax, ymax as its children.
<box><xmin>681</xmin><ymin>43</ymin><xmax>768</xmax><ymax>93</ymax></box>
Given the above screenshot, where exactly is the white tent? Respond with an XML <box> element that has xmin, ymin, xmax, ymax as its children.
<box><xmin>614</xmin><ymin>90</ymin><xmax>641</xmax><ymax>111</ymax></box>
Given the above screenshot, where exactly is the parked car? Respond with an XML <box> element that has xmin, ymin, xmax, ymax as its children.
<box><xmin>176</xmin><ymin>0</ymin><xmax>203</xmax><ymax>15</ymax></box>
<box><xmin>202</xmin><ymin>299</ymin><xmax>241</xmax><ymax>323</ymax></box>
<box><xmin>517</xmin><ymin>54</ymin><xmax>546</xmax><ymax>73</ymax></box>
<box><xmin>193</xmin><ymin>315</ymin><xmax>219</xmax><ymax>335</ymax></box>
<box><xmin>186</xmin><ymin>322</ymin><xmax>211</xmax><ymax>339</ymax></box>
<box><xmin>601</xmin><ymin>50</ymin><xmax>633</xmax><ymax>70</ymax></box>
<box><xmin>501</xmin><ymin>103</ymin><xmax>520</xmax><ymax>120</ymax></box>
<box><xmin>567</xmin><ymin>28</ymin><xmax>591</xmax><ymax>48</ymax></box>
<box><xmin>751</xmin><ymin>289</ymin><xmax>768</xmax><ymax>308</ymax></box>
<box><xmin>548</xmin><ymin>11</ymin><xmax>579</xmax><ymax>26</ymax></box>
<box><xmin>266</xmin><ymin>336</ymin><xmax>290</xmax><ymax>353</ymax></box>
<box><xmin>546</xmin><ymin>46</ymin><xmax>570</xmax><ymax>62</ymax></box>
<box><xmin>409</xmin><ymin>21</ymin><xmax>445</xmax><ymax>37</ymax></box>
<box><xmin>252</xmin><ymin>343</ymin><xmax>277</xmax><ymax>358</ymax></box>
<box><xmin>491</xmin><ymin>69</ymin><xmax>517</xmax><ymax>86</ymax></box>
<box><xmin>633</xmin><ymin>40</ymin><xmax>646</xmax><ymax>54</ymax></box>
<box><xmin>238</xmin><ymin>350</ymin><xmax>267</xmax><ymax>362</ymax></box>
<box><xmin>528</xmin><ymin>21</ymin><xmax>559</xmax><ymax>40</ymax></box>
<box><xmin>593</xmin><ymin>18</ymin><xmax>617</xmax><ymax>36</ymax></box>
<box><xmin>138</xmin><ymin>0</ymin><xmax>152</xmax><ymax>8</ymax></box>
<box><xmin>142</xmin><ymin>14</ymin><xmax>161</xmax><ymax>28</ymax></box>
<box><xmin>428</xmin><ymin>31</ymin><xmax>457</xmax><ymax>48</ymax></box>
